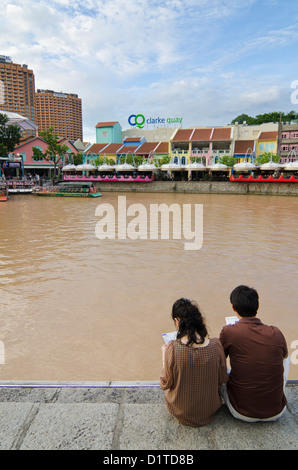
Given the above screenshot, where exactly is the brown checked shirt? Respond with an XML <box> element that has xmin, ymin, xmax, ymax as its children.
<box><xmin>160</xmin><ymin>338</ymin><xmax>228</xmax><ymax>427</ymax></box>
<box><xmin>220</xmin><ymin>317</ymin><xmax>288</xmax><ymax>419</ymax></box>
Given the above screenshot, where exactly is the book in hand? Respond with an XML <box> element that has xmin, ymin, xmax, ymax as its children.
<box><xmin>225</xmin><ymin>316</ymin><xmax>239</xmax><ymax>325</ymax></box>
<box><xmin>162</xmin><ymin>331</ymin><xmax>177</xmax><ymax>344</ymax></box>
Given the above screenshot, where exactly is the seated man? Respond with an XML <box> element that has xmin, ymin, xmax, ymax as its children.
<box><xmin>220</xmin><ymin>285</ymin><xmax>289</xmax><ymax>422</ymax></box>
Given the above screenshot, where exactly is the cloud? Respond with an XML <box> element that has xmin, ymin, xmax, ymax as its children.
<box><xmin>0</xmin><ymin>0</ymin><xmax>297</xmax><ymax>141</ymax></box>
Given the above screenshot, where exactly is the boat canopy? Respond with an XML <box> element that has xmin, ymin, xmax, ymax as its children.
<box><xmin>57</xmin><ymin>181</ymin><xmax>94</xmax><ymax>187</ymax></box>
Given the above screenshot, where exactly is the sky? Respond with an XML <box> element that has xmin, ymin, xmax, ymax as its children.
<box><xmin>1</xmin><ymin>0</ymin><xmax>298</xmax><ymax>142</ymax></box>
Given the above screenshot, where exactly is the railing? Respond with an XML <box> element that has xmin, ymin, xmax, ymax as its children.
<box><xmin>63</xmin><ymin>174</ymin><xmax>154</xmax><ymax>183</ymax></box>
<box><xmin>230</xmin><ymin>174</ymin><xmax>298</xmax><ymax>183</ymax></box>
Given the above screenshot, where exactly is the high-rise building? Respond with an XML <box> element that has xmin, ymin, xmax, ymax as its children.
<box><xmin>0</xmin><ymin>55</ymin><xmax>36</xmax><ymax>126</ymax></box>
<box><xmin>35</xmin><ymin>89</ymin><xmax>83</xmax><ymax>141</ymax></box>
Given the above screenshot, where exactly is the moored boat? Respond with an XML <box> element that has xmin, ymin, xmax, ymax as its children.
<box><xmin>33</xmin><ymin>181</ymin><xmax>102</xmax><ymax>197</ymax></box>
<box><xmin>0</xmin><ymin>183</ymin><xmax>8</xmax><ymax>202</ymax></box>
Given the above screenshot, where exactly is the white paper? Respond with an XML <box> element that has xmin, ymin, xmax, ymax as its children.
<box><xmin>225</xmin><ymin>316</ymin><xmax>239</xmax><ymax>325</ymax></box>
<box><xmin>162</xmin><ymin>331</ymin><xmax>177</xmax><ymax>344</ymax></box>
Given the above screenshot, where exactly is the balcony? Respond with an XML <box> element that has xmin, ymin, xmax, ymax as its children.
<box><xmin>171</xmin><ymin>149</ymin><xmax>190</xmax><ymax>160</ymax></box>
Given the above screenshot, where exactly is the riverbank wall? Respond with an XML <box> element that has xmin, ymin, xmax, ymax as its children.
<box><xmin>0</xmin><ymin>381</ymin><xmax>297</xmax><ymax>450</ymax></box>
<box><xmin>94</xmin><ymin>181</ymin><xmax>298</xmax><ymax>196</ymax></box>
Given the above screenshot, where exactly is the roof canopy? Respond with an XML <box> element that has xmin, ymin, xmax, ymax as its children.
<box><xmin>1</xmin><ymin>111</ymin><xmax>38</xmax><ymax>131</ymax></box>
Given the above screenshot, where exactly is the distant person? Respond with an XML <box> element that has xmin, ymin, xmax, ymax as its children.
<box><xmin>160</xmin><ymin>298</ymin><xmax>228</xmax><ymax>427</ymax></box>
<box><xmin>220</xmin><ymin>285</ymin><xmax>289</xmax><ymax>422</ymax></box>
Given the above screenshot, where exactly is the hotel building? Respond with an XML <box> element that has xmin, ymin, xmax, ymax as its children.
<box><xmin>35</xmin><ymin>89</ymin><xmax>83</xmax><ymax>141</ymax></box>
<box><xmin>0</xmin><ymin>55</ymin><xmax>36</xmax><ymax>128</ymax></box>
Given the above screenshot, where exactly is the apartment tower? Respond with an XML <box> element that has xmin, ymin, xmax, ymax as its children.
<box><xmin>35</xmin><ymin>89</ymin><xmax>83</xmax><ymax>141</ymax></box>
<box><xmin>0</xmin><ymin>55</ymin><xmax>36</xmax><ymax>125</ymax></box>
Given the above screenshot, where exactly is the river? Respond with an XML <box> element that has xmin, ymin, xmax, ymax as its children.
<box><xmin>0</xmin><ymin>192</ymin><xmax>297</xmax><ymax>380</ymax></box>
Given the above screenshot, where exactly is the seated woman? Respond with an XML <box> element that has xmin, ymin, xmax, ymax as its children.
<box><xmin>160</xmin><ymin>298</ymin><xmax>228</xmax><ymax>427</ymax></box>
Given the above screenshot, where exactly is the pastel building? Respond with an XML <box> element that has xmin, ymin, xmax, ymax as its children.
<box><xmin>170</xmin><ymin>129</ymin><xmax>192</xmax><ymax>164</ymax></box>
<box><xmin>255</xmin><ymin>131</ymin><xmax>278</xmax><ymax>158</ymax></box>
<box><xmin>14</xmin><ymin>136</ymin><xmax>78</xmax><ymax>177</ymax></box>
<box><xmin>170</xmin><ymin>127</ymin><xmax>232</xmax><ymax>165</ymax></box>
<box><xmin>95</xmin><ymin>121</ymin><xmax>122</xmax><ymax>144</ymax></box>
<box><xmin>233</xmin><ymin>140</ymin><xmax>256</xmax><ymax>161</ymax></box>
<box><xmin>84</xmin><ymin>143</ymin><xmax>123</xmax><ymax>164</ymax></box>
<box><xmin>279</xmin><ymin>123</ymin><xmax>298</xmax><ymax>162</ymax></box>
<box><xmin>87</xmin><ymin>120</ymin><xmax>282</xmax><ymax>168</ymax></box>
<box><xmin>135</xmin><ymin>141</ymin><xmax>169</xmax><ymax>161</ymax></box>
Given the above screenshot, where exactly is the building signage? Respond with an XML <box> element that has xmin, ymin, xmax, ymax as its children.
<box><xmin>53</xmin><ymin>92</ymin><xmax>67</xmax><ymax>99</ymax></box>
<box><xmin>8</xmin><ymin>162</ymin><xmax>20</xmax><ymax>168</ymax></box>
<box><xmin>128</xmin><ymin>114</ymin><xmax>183</xmax><ymax>129</ymax></box>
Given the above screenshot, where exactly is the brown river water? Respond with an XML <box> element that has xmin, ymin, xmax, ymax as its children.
<box><xmin>0</xmin><ymin>192</ymin><xmax>297</xmax><ymax>381</ymax></box>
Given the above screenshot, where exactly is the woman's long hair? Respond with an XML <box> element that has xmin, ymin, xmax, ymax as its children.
<box><xmin>172</xmin><ymin>298</ymin><xmax>208</xmax><ymax>346</ymax></box>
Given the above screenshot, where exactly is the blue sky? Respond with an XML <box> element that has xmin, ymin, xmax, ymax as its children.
<box><xmin>1</xmin><ymin>0</ymin><xmax>298</xmax><ymax>141</ymax></box>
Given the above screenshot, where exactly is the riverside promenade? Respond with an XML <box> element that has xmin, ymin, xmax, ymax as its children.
<box><xmin>94</xmin><ymin>180</ymin><xmax>298</xmax><ymax>197</ymax></box>
<box><xmin>0</xmin><ymin>381</ymin><xmax>297</xmax><ymax>451</ymax></box>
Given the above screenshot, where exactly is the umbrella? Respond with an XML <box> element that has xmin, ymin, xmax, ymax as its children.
<box><xmin>209</xmin><ymin>162</ymin><xmax>228</xmax><ymax>171</ymax></box>
<box><xmin>186</xmin><ymin>162</ymin><xmax>206</xmax><ymax>171</ymax></box>
<box><xmin>115</xmin><ymin>163</ymin><xmax>135</xmax><ymax>171</ymax></box>
<box><xmin>76</xmin><ymin>164</ymin><xmax>96</xmax><ymax>171</ymax></box>
<box><xmin>62</xmin><ymin>164</ymin><xmax>76</xmax><ymax>171</ymax></box>
<box><xmin>283</xmin><ymin>161</ymin><xmax>298</xmax><ymax>171</ymax></box>
<box><xmin>233</xmin><ymin>161</ymin><xmax>257</xmax><ymax>171</ymax></box>
<box><xmin>259</xmin><ymin>161</ymin><xmax>281</xmax><ymax>171</ymax></box>
<box><xmin>161</xmin><ymin>162</ymin><xmax>184</xmax><ymax>171</ymax></box>
<box><xmin>138</xmin><ymin>162</ymin><xmax>158</xmax><ymax>171</ymax></box>
<box><xmin>97</xmin><ymin>163</ymin><xmax>116</xmax><ymax>171</ymax></box>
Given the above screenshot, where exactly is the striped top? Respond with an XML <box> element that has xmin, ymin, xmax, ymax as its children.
<box><xmin>160</xmin><ymin>338</ymin><xmax>228</xmax><ymax>427</ymax></box>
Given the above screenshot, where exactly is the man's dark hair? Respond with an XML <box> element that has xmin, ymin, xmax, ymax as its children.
<box><xmin>230</xmin><ymin>285</ymin><xmax>259</xmax><ymax>317</ymax></box>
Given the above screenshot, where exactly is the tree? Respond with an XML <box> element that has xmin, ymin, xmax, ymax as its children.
<box><xmin>231</xmin><ymin>113</ymin><xmax>255</xmax><ymax>125</ymax></box>
<box><xmin>32</xmin><ymin>126</ymin><xmax>68</xmax><ymax>182</ymax></box>
<box><xmin>230</xmin><ymin>110</ymin><xmax>298</xmax><ymax>125</ymax></box>
<box><xmin>0</xmin><ymin>112</ymin><xmax>22</xmax><ymax>154</ymax></box>
<box><xmin>255</xmin><ymin>152</ymin><xmax>281</xmax><ymax>165</ymax></box>
<box><xmin>73</xmin><ymin>153</ymin><xmax>83</xmax><ymax>166</ymax></box>
<box><xmin>219</xmin><ymin>155</ymin><xmax>235</xmax><ymax>167</ymax></box>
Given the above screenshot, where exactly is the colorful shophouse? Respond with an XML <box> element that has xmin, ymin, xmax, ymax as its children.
<box><xmin>95</xmin><ymin>121</ymin><xmax>122</xmax><ymax>144</ymax></box>
<box><xmin>255</xmin><ymin>131</ymin><xmax>278</xmax><ymax>159</ymax></box>
<box><xmin>13</xmin><ymin>136</ymin><xmax>78</xmax><ymax>178</ymax></box>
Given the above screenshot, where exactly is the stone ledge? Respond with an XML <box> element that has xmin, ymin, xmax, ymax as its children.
<box><xmin>0</xmin><ymin>383</ymin><xmax>296</xmax><ymax>450</ymax></box>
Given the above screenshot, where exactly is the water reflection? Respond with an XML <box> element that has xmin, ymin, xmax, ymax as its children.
<box><xmin>0</xmin><ymin>192</ymin><xmax>297</xmax><ymax>380</ymax></box>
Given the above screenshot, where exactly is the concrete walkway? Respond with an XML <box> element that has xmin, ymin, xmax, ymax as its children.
<box><xmin>0</xmin><ymin>381</ymin><xmax>297</xmax><ymax>451</ymax></box>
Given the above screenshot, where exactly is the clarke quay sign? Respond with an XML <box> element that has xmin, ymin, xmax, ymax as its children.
<box><xmin>128</xmin><ymin>113</ymin><xmax>183</xmax><ymax>129</ymax></box>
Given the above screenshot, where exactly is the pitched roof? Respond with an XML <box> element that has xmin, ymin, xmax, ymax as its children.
<box><xmin>15</xmin><ymin>136</ymin><xmax>45</xmax><ymax>148</ymax></box>
<box><xmin>85</xmin><ymin>143</ymin><xmax>109</xmax><ymax>154</ymax></box>
<box><xmin>123</xmin><ymin>137</ymin><xmax>143</xmax><ymax>142</ymax></box>
<box><xmin>95</xmin><ymin>121</ymin><xmax>119</xmax><ymax>128</ymax></box>
<box><xmin>234</xmin><ymin>140</ymin><xmax>255</xmax><ymax>154</ymax></box>
<box><xmin>98</xmin><ymin>143</ymin><xmax>122</xmax><ymax>154</ymax></box>
<box><xmin>155</xmin><ymin>142</ymin><xmax>169</xmax><ymax>153</ymax></box>
<box><xmin>211</xmin><ymin>128</ymin><xmax>231</xmax><ymax>140</ymax></box>
<box><xmin>191</xmin><ymin>128</ymin><xmax>213</xmax><ymax>141</ymax></box>
<box><xmin>134</xmin><ymin>142</ymin><xmax>159</xmax><ymax>155</ymax></box>
<box><xmin>172</xmin><ymin>129</ymin><xmax>194</xmax><ymax>142</ymax></box>
<box><xmin>117</xmin><ymin>145</ymin><xmax>140</xmax><ymax>154</ymax></box>
<box><xmin>258</xmin><ymin>131</ymin><xmax>278</xmax><ymax>141</ymax></box>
